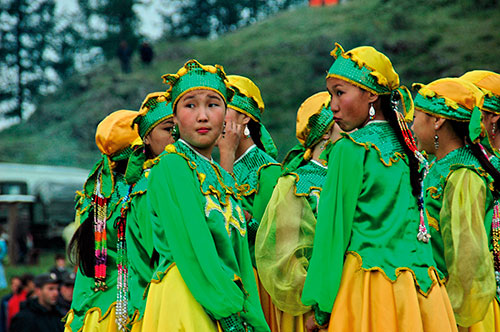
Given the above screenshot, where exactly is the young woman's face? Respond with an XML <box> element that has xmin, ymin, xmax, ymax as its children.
<box><xmin>482</xmin><ymin>111</ymin><xmax>500</xmax><ymax>148</ymax></box>
<box><xmin>144</xmin><ymin>117</ymin><xmax>175</xmax><ymax>158</ymax></box>
<box><xmin>327</xmin><ymin>77</ymin><xmax>376</xmax><ymax>131</ymax></box>
<box><xmin>411</xmin><ymin>109</ymin><xmax>436</xmax><ymax>154</ymax></box>
<box><xmin>175</xmin><ymin>89</ymin><xmax>226</xmax><ymax>157</ymax></box>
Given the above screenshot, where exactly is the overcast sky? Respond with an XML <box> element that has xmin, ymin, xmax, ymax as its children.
<box><xmin>56</xmin><ymin>0</ymin><xmax>165</xmax><ymax>40</ymax></box>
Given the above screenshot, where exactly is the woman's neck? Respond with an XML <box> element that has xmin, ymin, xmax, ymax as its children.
<box><xmin>434</xmin><ymin>135</ymin><xmax>465</xmax><ymax>160</ymax></box>
<box><xmin>235</xmin><ymin>136</ymin><xmax>255</xmax><ymax>160</ymax></box>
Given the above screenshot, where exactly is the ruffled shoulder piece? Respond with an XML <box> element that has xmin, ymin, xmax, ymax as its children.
<box><xmin>234</xmin><ymin>146</ymin><xmax>280</xmax><ymax>195</ymax></box>
<box><xmin>425</xmin><ymin>146</ymin><xmax>493</xmax><ymax>199</ymax></box>
<box><xmin>289</xmin><ymin>161</ymin><xmax>328</xmax><ymax>196</ymax></box>
<box><xmin>162</xmin><ymin>141</ymin><xmax>240</xmax><ymax>205</ymax></box>
<box><xmin>345</xmin><ymin>122</ymin><xmax>406</xmax><ymax>166</ymax></box>
<box><xmin>490</xmin><ymin>155</ymin><xmax>500</xmax><ymax>171</ymax></box>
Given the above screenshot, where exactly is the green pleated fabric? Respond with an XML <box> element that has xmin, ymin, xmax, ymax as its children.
<box><xmin>146</xmin><ymin>140</ymin><xmax>269</xmax><ymax>331</ymax></box>
<box><xmin>302</xmin><ymin>121</ymin><xmax>439</xmax><ymax>313</ymax></box>
<box><xmin>233</xmin><ymin>146</ymin><xmax>282</xmax><ymax>264</ymax></box>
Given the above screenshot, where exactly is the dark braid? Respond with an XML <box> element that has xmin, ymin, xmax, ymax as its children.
<box><xmin>68</xmin><ymin>214</ymin><xmax>95</xmax><ymax>277</ymax></box>
<box><xmin>247</xmin><ymin>119</ymin><xmax>265</xmax><ymax>151</ymax></box>
<box><xmin>380</xmin><ymin>95</ymin><xmax>422</xmax><ymax>199</ymax></box>
<box><xmin>449</xmin><ymin>120</ymin><xmax>500</xmax><ymax>197</ymax></box>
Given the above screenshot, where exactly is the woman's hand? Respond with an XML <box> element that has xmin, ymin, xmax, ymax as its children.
<box><xmin>305</xmin><ymin>314</ymin><xmax>328</xmax><ymax>332</ymax></box>
<box><xmin>218</xmin><ymin>120</ymin><xmax>242</xmax><ymax>173</ymax></box>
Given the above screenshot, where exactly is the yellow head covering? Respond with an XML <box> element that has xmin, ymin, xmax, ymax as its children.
<box><xmin>96</xmin><ymin>110</ymin><xmax>142</xmax><ymax>160</ymax></box>
<box><xmin>461</xmin><ymin>70</ymin><xmax>500</xmax><ymax>114</ymax></box>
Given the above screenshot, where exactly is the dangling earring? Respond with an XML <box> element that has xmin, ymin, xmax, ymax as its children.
<box><xmin>319</xmin><ymin>140</ymin><xmax>327</xmax><ymax>151</ymax></box>
<box><xmin>369</xmin><ymin>104</ymin><xmax>375</xmax><ymax>120</ymax></box>
<box><xmin>493</xmin><ymin>123</ymin><xmax>497</xmax><ymax>139</ymax></box>
<box><xmin>243</xmin><ymin>125</ymin><xmax>250</xmax><ymax>138</ymax></box>
<box><xmin>172</xmin><ymin>124</ymin><xmax>179</xmax><ymax>140</ymax></box>
<box><xmin>222</xmin><ymin>122</ymin><xmax>226</xmax><ymax>138</ymax></box>
<box><xmin>434</xmin><ymin>133</ymin><xmax>439</xmax><ymax>150</ymax></box>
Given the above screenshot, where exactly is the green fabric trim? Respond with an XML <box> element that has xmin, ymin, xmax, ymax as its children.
<box><xmin>327</xmin><ymin>53</ymin><xmax>391</xmax><ymax>95</ymax></box>
<box><xmin>305</xmin><ymin>106</ymin><xmax>335</xmax><ymax>148</ymax></box>
<box><xmin>414</xmin><ymin>93</ymin><xmax>471</xmax><ymax>121</ymax></box>
<box><xmin>260</xmin><ymin>124</ymin><xmax>278</xmax><ymax>159</ymax></box>
<box><xmin>136</xmin><ymin>100</ymin><xmax>173</xmax><ymax>139</ymax></box>
<box><xmin>292</xmin><ymin>161</ymin><xmax>328</xmax><ymax>196</ymax></box>
<box><xmin>483</xmin><ymin>94</ymin><xmax>500</xmax><ymax>114</ymax></box>
<box><xmin>170</xmin><ymin>69</ymin><xmax>233</xmax><ymax>111</ymax></box>
<box><xmin>229</xmin><ymin>90</ymin><xmax>261</xmax><ymax>122</ymax></box>
<box><xmin>348</xmin><ymin>121</ymin><xmax>406</xmax><ymax>165</ymax></box>
<box><xmin>233</xmin><ymin>146</ymin><xmax>279</xmax><ymax>196</ymax></box>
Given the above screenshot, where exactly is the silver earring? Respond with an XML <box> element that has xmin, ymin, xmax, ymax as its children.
<box><xmin>493</xmin><ymin>123</ymin><xmax>496</xmax><ymax>139</ymax></box>
<box><xmin>243</xmin><ymin>125</ymin><xmax>250</xmax><ymax>137</ymax></box>
<box><xmin>369</xmin><ymin>104</ymin><xmax>375</xmax><ymax>120</ymax></box>
<box><xmin>434</xmin><ymin>133</ymin><xmax>439</xmax><ymax>150</ymax></box>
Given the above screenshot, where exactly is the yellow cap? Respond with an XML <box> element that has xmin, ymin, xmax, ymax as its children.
<box><xmin>95</xmin><ymin>110</ymin><xmax>141</xmax><ymax>157</ymax></box>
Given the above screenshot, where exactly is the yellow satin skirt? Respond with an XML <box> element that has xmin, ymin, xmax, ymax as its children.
<box><xmin>64</xmin><ymin>304</ymin><xmax>118</xmax><ymax>332</ymax></box>
<box><xmin>327</xmin><ymin>253</ymin><xmax>458</xmax><ymax>332</ymax></box>
<box><xmin>459</xmin><ymin>299</ymin><xmax>500</xmax><ymax>332</ymax></box>
<box><xmin>141</xmin><ymin>265</ymin><xmax>220</xmax><ymax>331</ymax></box>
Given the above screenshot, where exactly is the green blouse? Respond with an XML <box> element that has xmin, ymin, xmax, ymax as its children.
<box><xmin>147</xmin><ymin>139</ymin><xmax>269</xmax><ymax>332</ymax></box>
<box><xmin>69</xmin><ymin>173</ymin><xmax>131</xmax><ymax>331</ymax></box>
<box><xmin>302</xmin><ymin>121</ymin><xmax>438</xmax><ymax>315</ymax></box>
<box><xmin>124</xmin><ymin>170</ymin><xmax>152</xmax><ymax>323</ymax></box>
<box><xmin>423</xmin><ymin>146</ymin><xmax>496</xmax><ymax>326</ymax></box>
<box><xmin>233</xmin><ymin>145</ymin><xmax>281</xmax><ymax>262</ymax></box>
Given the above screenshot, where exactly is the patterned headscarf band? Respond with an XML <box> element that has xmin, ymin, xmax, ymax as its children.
<box><xmin>162</xmin><ymin>59</ymin><xmax>234</xmax><ymax>112</ymax></box>
<box><xmin>133</xmin><ymin>92</ymin><xmax>174</xmax><ymax>139</ymax></box>
<box><xmin>327</xmin><ymin>43</ymin><xmax>414</xmax><ymax>122</ymax></box>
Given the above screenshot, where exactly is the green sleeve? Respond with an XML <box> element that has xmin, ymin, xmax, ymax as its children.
<box><xmin>148</xmin><ymin>154</ymin><xmax>246</xmax><ymax>320</ymax></box>
<box><xmin>301</xmin><ymin>138</ymin><xmax>364</xmax><ymax>313</ymax></box>
<box><xmin>253</xmin><ymin>164</ymin><xmax>282</xmax><ymax>222</ymax></box>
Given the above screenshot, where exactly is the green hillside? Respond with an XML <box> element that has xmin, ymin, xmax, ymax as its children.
<box><xmin>1</xmin><ymin>0</ymin><xmax>499</xmax><ymax>168</ymax></box>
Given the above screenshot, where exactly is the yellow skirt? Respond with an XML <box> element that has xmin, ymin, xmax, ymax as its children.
<box><xmin>64</xmin><ymin>304</ymin><xmax>118</xmax><ymax>332</ymax></box>
<box><xmin>141</xmin><ymin>265</ymin><xmax>220</xmax><ymax>332</ymax></box>
<box><xmin>459</xmin><ymin>299</ymin><xmax>500</xmax><ymax>332</ymax></box>
<box><xmin>254</xmin><ymin>268</ymin><xmax>309</xmax><ymax>332</ymax></box>
<box><xmin>327</xmin><ymin>253</ymin><xmax>458</xmax><ymax>332</ymax></box>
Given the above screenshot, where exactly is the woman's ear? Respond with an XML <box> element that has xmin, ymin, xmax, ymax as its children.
<box><xmin>143</xmin><ymin>134</ymin><xmax>150</xmax><ymax>145</ymax></box>
<box><xmin>434</xmin><ymin>117</ymin><xmax>446</xmax><ymax>130</ymax></box>
<box><xmin>491</xmin><ymin>114</ymin><xmax>500</xmax><ymax>124</ymax></box>
<box><xmin>367</xmin><ymin>91</ymin><xmax>379</xmax><ymax>104</ymax></box>
<box><xmin>242</xmin><ymin>115</ymin><xmax>251</xmax><ymax>126</ymax></box>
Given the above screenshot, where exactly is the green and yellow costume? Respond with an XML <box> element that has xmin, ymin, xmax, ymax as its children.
<box><xmin>141</xmin><ymin>60</ymin><xmax>269</xmax><ymax>332</ymax></box>
<box><xmin>415</xmin><ymin>77</ymin><xmax>499</xmax><ymax>330</ymax></box>
<box><xmin>255</xmin><ymin>92</ymin><xmax>334</xmax><ymax>332</ymax></box>
<box><xmin>65</xmin><ymin>110</ymin><xmax>141</xmax><ymax>332</ymax></box>
<box><xmin>124</xmin><ymin>92</ymin><xmax>174</xmax><ymax>331</ymax></box>
<box><xmin>301</xmin><ymin>43</ymin><xmax>456</xmax><ymax>332</ymax></box>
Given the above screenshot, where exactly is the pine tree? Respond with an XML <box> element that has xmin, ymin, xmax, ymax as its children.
<box><xmin>0</xmin><ymin>0</ymin><xmax>57</xmax><ymax>120</ymax></box>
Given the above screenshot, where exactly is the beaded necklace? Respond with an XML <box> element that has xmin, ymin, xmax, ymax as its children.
<box><xmin>396</xmin><ymin>112</ymin><xmax>431</xmax><ymax>243</ymax></box>
<box><xmin>93</xmin><ymin>174</ymin><xmax>108</xmax><ymax>291</ymax></box>
<box><xmin>115</xmin><ymin>183</ymin><xmax>135</xmax><ymax>331</ymax></box>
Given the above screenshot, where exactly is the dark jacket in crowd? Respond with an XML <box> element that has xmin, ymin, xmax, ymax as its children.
<box><xmin>9</xmin><ymin>298</ymin><xmax>64</xmax><ymax>332</ymax></box>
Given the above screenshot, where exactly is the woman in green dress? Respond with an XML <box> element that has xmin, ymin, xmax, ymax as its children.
<box><xmin>141</xmin><ymin>60</ymin><xmax>269</xmax><ymax>332</ymax></box>
<box><xmin>301</xmin><ymin>43</ymin><xmax>457</xmax><ymax>332</ymax></box>
<box><xmin>255</xmin><ymin>91</ymin><xmax>339</xmax><ymax>332</ymax></box>
<box><xmin>65</xmin><ymin>110</ymin><xmax>141</xmax><ymax>332</ymax></box>
<box><xmin>412</xmin><ymin>77</ymin><xmax>500</xmax><ymax>330</ymax></box>
<box><xmin>117</xmin><ymin>92</ymin><xmax>175</xmax><ymax>331</ymax></box>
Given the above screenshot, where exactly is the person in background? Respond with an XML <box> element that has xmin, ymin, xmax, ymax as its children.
<box><xmin>50</xmin><ymin>254</ymin><xmax>70</xmax><ymax>282</ymax></box>
<box><xmin>7</xmin><ymin>273</ymin><xmax>34</xmax><ymax>329</ymax></box>
<box><xmin>56</xmin><ymin>273</ymin><xmax>75</xmax><ymax>317</ymax></box>
<box><xmin>0</xmin><ymin>276</ymin><xmax>21</xmax><ymax>332</ymax></box>
<box><xmin>10</xmin><ymin>273</ymin><xmax>63</xmax><ymax>332</ymax></box>
<box><xmin>139</xmin><ymin>41</ymin><xmax>154</xmax><ymax>65</ymax></box>
<box><xmin>117</xmin><ymin>40</ymin><xmax>133</xmax><ymax>73</ymax></box>
<box><xmin>0</xmin><ymin>227</ymin><xmax>7</xmax><ymax>290</ymax></box>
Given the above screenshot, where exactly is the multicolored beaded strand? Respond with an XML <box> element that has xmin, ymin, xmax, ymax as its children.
<box><xmin>115</xmin><ymin>184</ymin><xmax>134</xmax><ymax>331</ymax></box>
<box><xmin>93</xmin><ymin>175</ymin><xmax>108</xmax><ymax>292</ymax></box>
<box><xmin>396</xmin><ymin>111</ymin><xmax>430</xmax><ymax>243</ymax></box>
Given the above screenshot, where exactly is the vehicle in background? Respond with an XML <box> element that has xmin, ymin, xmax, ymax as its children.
<box><xmin>0</xmin><ymin>163</ymin><xmax>88</xmax><ymax>261</ymax></box>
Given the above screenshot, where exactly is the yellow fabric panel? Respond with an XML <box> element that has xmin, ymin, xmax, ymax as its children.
<box><xmin>227</xmin><ymin>75</ymin><xmax>265</xmax><ymax>111</ymax></box>
<box><xmin>255</xmin><ymin>175</ymin><xmax>316</xmax><ymax>315</ymax></box>
<box><xmin>418</xmin><ymin>78</ymin><xmax>485</xmax><ymax>112</ymax></box>
<box><xmin>64</xmin><ymin>305</ymin><xmax>118</xmax><ymax>332</ymax></box>
<box><xmin>295</xmin><ymin>92</ymin><xmax>331</xmax><ymax>146</ymax></box>
<box><xmin>459</xmin><ymin>299</ymin><xmax>500</xmax><ymax>332</ymax></box>
<box><xmin>272</xmin><ymin>308</ymin><xmax>310</xmax><ymax>332</ymax></box>
<box><xmin>254</xmin><ymin>268</ymin><xmax>279</xmax><ymax>332</ymax></box>
<box><xmin>440</xmin><ymin>168</ymin><xmax>496</xmax><ymax>327</ymax></box>
<box><xmin>326</xmin><ymin>253</ymin><xmax>457</xmax><ymax>332</ymax></box>
<box><xmin>95</xmin><ymin>110</ymin><xmax>140</xmax><ymax>156</ymax></box>
<box><xmin>141</xmin><ymin>265</ymin><xmax>219</xmax><ymax>332</ymax></box>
